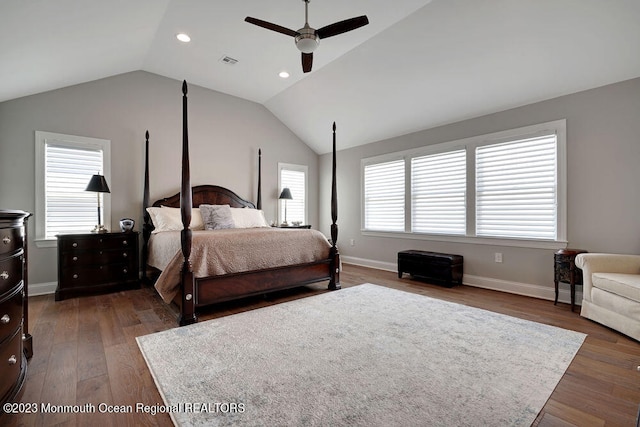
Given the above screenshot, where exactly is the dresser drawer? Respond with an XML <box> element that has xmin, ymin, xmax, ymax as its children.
<box><xmin>59</xmin><ymin>234</ymin><xmax>135</xmax><ymax>251</ymax></box>
<box><xmin>59</xmin><ymin>263</ymin><xmax>136</xmax><ymax>287</ymax></box>
<box><xmin>0</xmin><ymin>253</ymin><xmax>22</xmax><ymax>296</ymax></box>
<box><xmin>0</xmin><ymin>286</ymin><xmax>23</xmax><ymax>345</ymax></box>
<box><xmin>0</xmin><ymin>329</ymin><xmax>23</xmax><ymax>403</ymax></box>
<box><xmin>61</xmin><ymin>248</ymin><xmax>135</xmax><ymax>267</ymax></box>
<box><xmin>0</xmin><ymin>227</ymin><xmax>23</xmax><ymax>256</ymax></box>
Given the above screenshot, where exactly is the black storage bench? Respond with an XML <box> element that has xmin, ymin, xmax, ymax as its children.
<box><xmin>398</xmin><ymin>250</ymin><xmax>463</xmax><ymax>287</ymax></box>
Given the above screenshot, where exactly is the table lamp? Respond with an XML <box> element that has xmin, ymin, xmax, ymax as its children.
<box><xmin>279</xmin><ymin>188</ymin><xmax>293</xmax><ymax>226</ymax></box>
<box><xmin>85</xmin><ymin>174</ymin><xmax>110</xmax><ymax>233</ymax></box>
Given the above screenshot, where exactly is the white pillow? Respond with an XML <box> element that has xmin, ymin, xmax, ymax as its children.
<box><xmin>230</xmin><ymin>207</ymin><xmax>269</xmax><ymax>228</ymax></box>
<box><xmin>146</xmin><ymin>206</ymin><xmax>204</xmax><ymax>233</ymax></box>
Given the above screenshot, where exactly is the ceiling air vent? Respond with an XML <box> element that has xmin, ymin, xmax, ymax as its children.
<box><xmin>219</xmin><ymin>55</ymin><xmax>238</xmax><ymax>65</ymax></box>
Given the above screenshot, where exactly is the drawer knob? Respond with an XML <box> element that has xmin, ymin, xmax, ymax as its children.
<box><xmin>0</xmin><ymin>271</ymin><xmax>8</xmax><ymax>280</ymax></box>
<box><xmin>123</xmin><ymin>252</ymin><xmax>128</xmax><ymax>258</ymax></box>
<box><xmin>2</xmin><ymin>236</ymin><xmax>10</xmax><ymax>244</ymax></box>
<box><xmin>72</xmin><ymin>256</ymin><xmax>78</xmax><ymax>261</ymax></box>
<box><xmin>72</xmin><ymin>242</ymin><xmax>78</xmax><ymax>248</ymax></box>
<box><xmin>1</xmin><ymin>314</ymin><xmax>9</xmax><ymax>324</ymax></box>
<box><xmin>122</xmin><ymin>240</ymin><xmax>128</xmax><ymax>246</ymax></box>
<box><xmin>73</xmin><ymin>274</ymin><xmax>78</xmax><ymax>279</ymax></box>
<box><xmin>8</xmin><ymin>355</ymin><xmax>17</xmax><ymax>365</ymax></box>
<box><xmin>123</xmin><ymin>268</ymin><xmax>128</xmax><ymax>274</ymax></box>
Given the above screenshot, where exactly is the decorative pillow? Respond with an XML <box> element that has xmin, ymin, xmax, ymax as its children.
<box><xmin>200</xmin><ymin>204</ymin><xmax>235</xmax><ymax>230</ymax></box>
<box><xmin>230</xmin><ymin>207</ymin><xmax>270</xmax><ymax>228</ymax></box>
<box><xmin>146</xmin><ymin>207</ymin><xmax>204</xmax><ymax>233</ymax></box>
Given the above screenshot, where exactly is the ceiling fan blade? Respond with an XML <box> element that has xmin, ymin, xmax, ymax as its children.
<box><xmin>317</xmin><ymin>15</ymin><xmax>369</xmax><ymax>39</ymax></box>
<box><xmin>302</xmin><ymin>52</ymin><xmax>313</xmax><ymax>73</ymax></box>
<box><xmin>245</xmin><ymin>17</ymin><xmax>298</xmax><ymax>37</ymax></box>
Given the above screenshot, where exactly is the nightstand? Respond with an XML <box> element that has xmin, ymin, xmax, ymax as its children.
<box><xmin>56</xmin><ymin>232</ymin><xmax>139</xmax><ymax>301</ymax></box>
<box><xmin>554</xmin><ymin>248</ymin><xmax>588</xmax><ymax>312</ymax></box>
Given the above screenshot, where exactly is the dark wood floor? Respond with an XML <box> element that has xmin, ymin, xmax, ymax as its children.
<box><xmin>2</xmin><ymin>264</ymin><xmax>639</xmax><ymax>426</ymax></box>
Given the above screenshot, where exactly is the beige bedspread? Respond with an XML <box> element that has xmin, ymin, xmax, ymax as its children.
<box><xmin>148</xmin><ymin>228</ymin><xmax>332</xmax><ymax>303</ymax></box>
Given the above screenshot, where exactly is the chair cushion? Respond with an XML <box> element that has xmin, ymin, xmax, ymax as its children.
<box><xmin>592</xmin><ymin>273</ymin><xmax>640</xmax><ymax>303</ymax></box>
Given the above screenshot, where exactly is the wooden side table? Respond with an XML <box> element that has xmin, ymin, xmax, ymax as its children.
<box><xmin>554</xmin><ymin>249</ymin><xmax>588</xmax><ymax>312</ymax></box>
<box><xmin>56</xmin><ymin>231</ymin><xmax>139</xmax><ymax>300</ymax></box>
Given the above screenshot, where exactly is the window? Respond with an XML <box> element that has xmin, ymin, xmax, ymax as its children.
<box><xmin>363</xmin><ymin>159</ymin><xmax>404</xmax><ymax>232</ymax></box>
<box><xmin>278</xmin><ymin>163</ymin><xmax>307</xmax><ymax>225</ymax></box>
<box><xmin>361</xmin><ymin>120</ymin><xmax>566</xmax><ymax>248</ymax></box>
<box><xmin>476</xmin><ymin>135</ymin><xmax>557</xmax><ymax>240</ymax></box>
<box><xmin>35</xmin><ymin>131</ymin><xmax>111</xmax><ymax>246</ymax></box>
<box><xmin>412</xmin><ymin>150</ymin><xmax>466</xmax><ymax>235</ymax></box>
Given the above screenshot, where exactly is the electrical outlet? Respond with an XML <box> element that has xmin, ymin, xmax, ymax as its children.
<box><xmin>349</xmin><ymin>239</ymin><xmax>355</xmax><ymax>246</ymax></box>
<box><xmin>494</xmin><ymin>252</ymin><xmax>503</xmax><ymax>263</ymax></box>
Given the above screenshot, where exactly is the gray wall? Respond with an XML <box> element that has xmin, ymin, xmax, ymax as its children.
<box><xmin>320</xmin><ymin>77</ymin><xmax>640</xmax><ymax>290</ymax></box>
<box><xmin>0</xmin><ymin>71</ymin><xmax>319</xmax><ymax>285</ymax></box>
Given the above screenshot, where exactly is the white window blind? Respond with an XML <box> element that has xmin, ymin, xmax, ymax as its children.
<box><xmin>476</xmin><ymin>135</ymin><xmax>557</xmax><ymax>239</ymax></box>
<box><xmin>411</xmin><ymin>149</ymin><xmax>466</xmax><ymax>234</ymax></box>
<box><xmin>280</xmin><ymin>168</ymin><xmax>306</xmax><ymax>224</ymax></box>
<box><xmin>44</xmin><ymin>144</ymin><xmax>105</xmax><ymax>239</ymax></box>
<box><xmin>364</xmin><ymin>160</ymin><xmax>405</xmax><ymax>232</ymax></box>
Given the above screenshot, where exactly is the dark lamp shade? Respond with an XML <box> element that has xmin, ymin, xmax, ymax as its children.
<box><xmin>85</xmin><ymin>174</ymin><xmax>111</xmax><ymax>193</ymax></box>
<box><xmin>278</xmin><ymin>188</ymin><xmax>293</xmax><ymax>200</ymax></box>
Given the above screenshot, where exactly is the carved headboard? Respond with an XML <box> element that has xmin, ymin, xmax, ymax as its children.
<box><xmin>151</xmin><ymin>185</ymin><xmax>256</xmax><ymax>209</ymax></box>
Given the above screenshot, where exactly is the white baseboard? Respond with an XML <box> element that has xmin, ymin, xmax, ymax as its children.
<box><xmin>28</xmin><ymin>281</ymin><xmax>57</xmax><ymax>296</ymax></box>
<box><xmin>342</xmin><ymin>255</ymin><xmax>582</xmax><ymax>306</ymax></box>
<box><xmin>31</xmin><ymin>260</ymin><xmax>583</xmax><ymax>306</ymax></box>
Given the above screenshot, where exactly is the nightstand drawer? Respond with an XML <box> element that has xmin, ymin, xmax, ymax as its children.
<box><xmin>0</xmin><ymin>286</ymin><xmax>23</xmax><ymax>344</ymax></box>
<box><xmin>61</xmin><ymin>248</ymin><xmax>135</xmax><ymax>267</ymax></box>
<box><xmin>59</xmin><ymin>263</ymin><xmax>136</xmax><ymax>287</ymax></box>
<box><xmin>0</xmin><ymin>227</ymin><xmax>23</xmax><ymax>256</ymax></box>
<box><xmin>0</xmin><ymin>253</ymin><xmax>22</xmax><ymax>296</ymax></box>
<box><xmin>0</xmin><ymin>328</ymin><xmax>23</xmax><ymax>403</ymax></box>
<box><xmin>59</xmin><ymin>235</ymin><xmax>135</xmax><ymax>251</ymax></box>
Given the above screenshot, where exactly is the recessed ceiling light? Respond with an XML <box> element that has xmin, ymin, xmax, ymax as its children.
<box><xmin>176</xmin><ymin>33</ymin><xmax>191</xmax><ymax>43</ymax></box>
<box><xmin>279</xmin><ymin>71</ymin><xmax>290</xmax><ymax>79</ymax></box>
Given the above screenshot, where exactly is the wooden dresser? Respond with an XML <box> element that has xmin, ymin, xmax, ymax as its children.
<box><xmin>56</xmin><ymin>232</ymin><xmax>140</xmax><ymax>301</ymax></box>
<box><xmin>0</xmin><ymin>210</ymin><xmax>31</xmax><ymax>406</ymax></box>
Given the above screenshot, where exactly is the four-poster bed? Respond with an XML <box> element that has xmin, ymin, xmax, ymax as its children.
<box><xmin>142</xmin><ymin>81</ymin><xmax>340</xmax><ymax>326</ymax></box>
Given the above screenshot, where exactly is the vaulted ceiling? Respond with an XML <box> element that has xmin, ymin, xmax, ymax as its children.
<box><xmin>2</xmin><ymin>0</ymin><xmax>640</xmax><ymax>154</ymax></box>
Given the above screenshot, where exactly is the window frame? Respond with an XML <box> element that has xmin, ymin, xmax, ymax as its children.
<box><xmin>277</xmin><ymin>162</ymin><xmax>308</xmax><ymax>226</ymax></box>
<box><xmin>35</xmin><ymin>131</ymin><xmax>111</xmax><ymax>248</ymax></box>
<box><xmin>361</xmin><ymin>120</ymin><xmax>567</xmax><ymax>249</ymax></box>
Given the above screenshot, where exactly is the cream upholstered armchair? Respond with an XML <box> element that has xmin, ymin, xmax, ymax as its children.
<box><xmin>575</xmin><ymin>253</ymin><xmax>640</xmax><ymax>341</ymax></box>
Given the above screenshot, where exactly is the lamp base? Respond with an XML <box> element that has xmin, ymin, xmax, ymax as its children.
<box><xmin>91</xmin><ymin>224</ymin><xmax>109</xmax><ymax>233</ymax></box>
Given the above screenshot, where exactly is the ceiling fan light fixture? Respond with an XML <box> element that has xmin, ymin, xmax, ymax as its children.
<box><xmin>295</xmin><ymin>30</ymin><xmax>319</xmax><ymax>53</ymax></box>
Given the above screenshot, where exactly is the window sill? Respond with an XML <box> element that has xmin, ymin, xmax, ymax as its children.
<box><xmin>361</xmin><ymin>230</ymin><xmax>567</xmax><ymax>250</ymax></box>
<box><xmin>34</xmin><ymin>238</ymin><xmax>57</xmax><ymax>249</ymax></box>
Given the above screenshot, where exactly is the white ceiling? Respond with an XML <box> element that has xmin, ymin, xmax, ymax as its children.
<box><xmin>2</xmin><ymin>0</ymin><xmax>640</xmax><ymax>154</ymax></box>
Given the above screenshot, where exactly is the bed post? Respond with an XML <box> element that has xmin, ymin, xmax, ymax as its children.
<box><xmin>329</xmin><ymin>122</ymin><xmax>341</xmax><ymax>290</ymax></box>
<box><xmin>257</xmin><ymin>148</ymin><xmax>262</xmax><ymax>210</ymax></box>
<box><xmin>142</xmin><ymin>130</ymin><xmax>151</xmax><ymax>285</ymax></box>
<box><xmin>179</xmin><ymin>81</ymin><xmax>197</xmax><ymax>326</ymax></box>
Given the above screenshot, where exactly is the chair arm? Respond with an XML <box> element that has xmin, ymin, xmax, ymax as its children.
<box><xmin>575</xmin><ymin>253</ymin><xmax>640</xmax><ymax>302</ymax></box>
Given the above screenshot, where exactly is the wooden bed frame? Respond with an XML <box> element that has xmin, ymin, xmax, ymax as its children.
<box><xmin>142</xmin><ymin>81</ymin><xmax>340</xmax><ymax>326</ymax></box>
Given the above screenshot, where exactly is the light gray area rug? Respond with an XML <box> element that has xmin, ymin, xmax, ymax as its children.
<box><xmin>137</xmin><ymin>283</ymin><xmax>586</xmax><ymax>427</ymax></box>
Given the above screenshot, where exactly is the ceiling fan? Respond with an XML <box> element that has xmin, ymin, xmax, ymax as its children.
<box><xmin>245</xmin><ymin>0</ymin><xmax>369</xmax><ymax>73</ymax></box>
